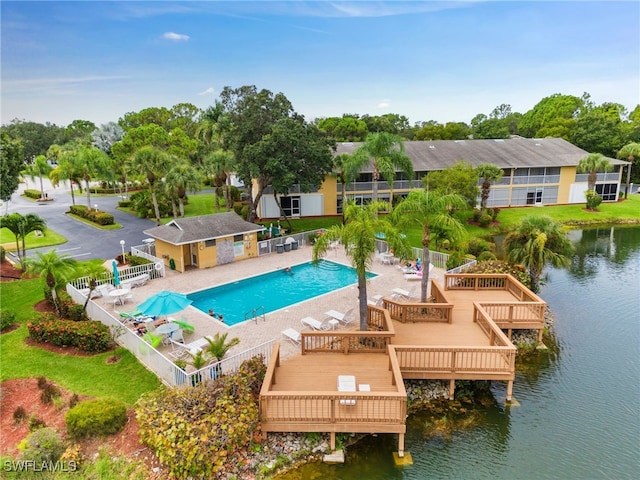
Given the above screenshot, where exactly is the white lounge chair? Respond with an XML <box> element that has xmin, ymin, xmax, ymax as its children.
<box><xmin>301</xmin><ymin>316</ymin><xmax>330</xmax><ymax>331</ymax></box>
<box><xmin>392</xmin><ymin>286</ymin><xmax>417</xmax><ymax>301</ymax></box>
<box><xmin>325</xmin><ymin>308</ymin><xmax>355</xmax><ymax>326</ymax></box>
<box><xmin>367</xmin><ymin>295</ymin><xmax>383</xmax><ymax>306</ymax></box>
<box><xmin>282</xmin><ymin>328</ymin><xmax>301</xmax><ymax>345</ymax></box>
<box><xmin>337</xmin><ymin>374</ymin><xmax>356</xmax><ymax>405</ymax></box>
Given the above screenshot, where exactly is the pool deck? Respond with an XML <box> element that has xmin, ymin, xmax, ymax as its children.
<box><xmin>99</xmin><ymin>244</ymin><xmax>441</xmax><ymax>360</ymax></box>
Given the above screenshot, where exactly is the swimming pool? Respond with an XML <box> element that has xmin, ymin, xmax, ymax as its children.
<box><xmin>187</xmin><ymin>260</ymin><xmax>377</xmax><ymax>326</ymax></box>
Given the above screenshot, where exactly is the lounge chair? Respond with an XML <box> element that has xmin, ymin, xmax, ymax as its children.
<box><xmin>367</xmin><ymin>295</ymin><xmax>383</xmax><ymax>306</ymax></box>
<box><xmin>325</xmin><ymin>308</ymin><xmax>355</xmax><ymax>326</ymax></box>
<box><xmin>391</xmin><ymin>286</ymin><xmax>417</xmax><ymax>301</ymax></box>
<box><xmin>337</xmin><ymin>374</ymin><xmax>356</xmax><ymax>405</ymax></box>
<box><xmin>282</xmin><ymin>328</ymin><xmax>302</xmax><ymax>345</ymax></box>
<box><xmin>301</xmin><ymin>316</ymin><xmax>330</xmax><ymax>331</ymax></box>
<box><xmin>168</xmin><ymin>317</ymin><xmax>195</xmax><ymax>334</ymax></box>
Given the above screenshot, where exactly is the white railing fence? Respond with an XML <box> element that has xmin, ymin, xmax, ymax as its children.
<box><xmin>66</xmin><ymin>284</ymin><xmax>274</xmax><ymax>387</ymax></box>
<box><xmin>70</xmin><ymin>255</ymin><xmax>165</xmax><ymax>291</ymax></box>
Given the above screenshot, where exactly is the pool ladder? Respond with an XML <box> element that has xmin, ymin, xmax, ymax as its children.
<box><xmin>245</xmin><ymin>306</ymin><xmax>266</xmax><ymax>324</ymax></box>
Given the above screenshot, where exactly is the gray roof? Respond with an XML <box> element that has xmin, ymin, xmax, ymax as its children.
<box><xmin>143</xmin><ymin>212</ymin><xmax>264</xmax><ymax>245</ymax></box>
<box><xmin>335</xmin><ymin>137</ymin><xmax>627</xmax><ymax>172</ymax></box>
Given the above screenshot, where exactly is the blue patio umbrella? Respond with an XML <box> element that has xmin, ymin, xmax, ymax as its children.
<box><xmin>136</xmin><ymin>290</ymin><xmax>192</xmax><ymax>318</ymax></box>
<box><xmin>112</xmin><ymin>260</ymin><xmax>120</xmax><ymax>287</ymax></box>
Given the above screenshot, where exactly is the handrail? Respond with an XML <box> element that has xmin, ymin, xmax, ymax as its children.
<box><xmin>244</xmin><ymin>306</ymin><xmax>266</xmax><ymax>324</ymax></box>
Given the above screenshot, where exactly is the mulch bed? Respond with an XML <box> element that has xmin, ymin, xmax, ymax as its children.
<box><xmin>0</xmin><ymin>259</ymin><xmax>23</xmax><ymax>282</ymax></box>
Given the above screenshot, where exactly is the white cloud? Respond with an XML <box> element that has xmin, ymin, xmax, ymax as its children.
<box><xmin>162</xmin><ymin>32</ymin><xmax>190</xmax><ymax>41</ymax></box>
<box><xmin>198</xmin><ymin>87</ymin><xmax>216</xmax><ymax>96</ymax></box>
<box><xmin>377</xmin><ymin>99</ymin><xmax>391</xmax><ymax>109</ymax></box>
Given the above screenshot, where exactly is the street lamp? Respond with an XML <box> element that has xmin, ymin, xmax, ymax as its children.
<box><xmin>94</xmin><ymin>204</ymin><xmax>98</xmax><ymax>212</ymax></box>
<box><xmin>120</xmin><ymin>240</ymin><xmax>126</xmax><ymax>263</ymax></box>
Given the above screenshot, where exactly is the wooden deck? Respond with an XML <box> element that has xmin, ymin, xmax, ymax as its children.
<box><xmin>259</xmin><ymin>274</ymin><xmax>546</xmax><ymax>455</ymax></box>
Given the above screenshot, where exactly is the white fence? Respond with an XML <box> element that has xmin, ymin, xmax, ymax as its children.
<box><xmin>71</xmin><ymin>255</ymin><xmax>165</xmax><ymax>291</ymax></box>
<box><xmin>66</xmin><ymin>284</ymin><xmax>274</xmax><ymax>387</ymax></box>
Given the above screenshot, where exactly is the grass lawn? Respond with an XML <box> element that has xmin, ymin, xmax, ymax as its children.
<box><xmin>492</xmin><ymin>194</ymin><xmax>640</xmax><ymax>231</ymax></box>
<box><xmin>1</xmin><ymin>228</ymin><xmax>67</xmax><ymax>251</ymax></box>
<box><xmin>0</xmin><ymin>278</ymin><xmax>160</xmax><ymax>405</ymax></box>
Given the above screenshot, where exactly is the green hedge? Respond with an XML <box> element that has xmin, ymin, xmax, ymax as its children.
<box><xmin>65</xmin><ymin>399</ymin><xmax>128</xmax><ymax>439</ymax></box>
<box><xmin>27</xmin><ymin>313</ymin><xmax>112</xmax><ymax>353</ymax></box>
<box><xmin>45</xmin><ymin>290</ymin><xmax>89</xmax><ymax>322</ymax></box>
<box><xmin>24</xmin><ymin>189</ymin><xmax>42</xmax><ymax>199</ymax></box>
<box><xmin>68</xmin><ymin>205</ymin><xmax>115</xmax><ymax>226</ymax></box>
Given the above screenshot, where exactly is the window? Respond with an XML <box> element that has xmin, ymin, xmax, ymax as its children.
<box><xmin>595</xmin><ymin>183</ymin><xmax>617</xmax><ymax>201</ymax></box>
<box><xmin>204</xmin><ymin>239</ymin><xmax>216</xmax><ymax>247</ymax></box>
<box><xmin>280</xmin><ymin>196</ymin><xmax>300</xmax><ymax>216</ymax></box>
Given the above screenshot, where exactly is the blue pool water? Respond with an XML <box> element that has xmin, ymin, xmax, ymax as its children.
<box><xmin>187</xmin><ymin>260</ymin><xmax>377</xmax><ymax>326</ymax></box>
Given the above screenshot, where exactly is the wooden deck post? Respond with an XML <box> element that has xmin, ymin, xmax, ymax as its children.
<box><xmin>448</xmin><ymin>379</ymin><xmax>455</xmax><ymax>400</ymax></box>
<box><xmin>398</xmin><ymin>433</ymin><xmax>405</xmax><ymax>457</ymax></box>
<box><xmin>330</xmin><ymin>432</ymin><xmax>336</xmax><ymax>451</ymax></box>
<box><xmin>506</xmin><ymin>380</ymin><xmax>513</xmax><ymax>402</ymax></box>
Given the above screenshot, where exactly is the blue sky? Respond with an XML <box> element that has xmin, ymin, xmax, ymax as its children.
<box><xmin>2</xmin><ymin>1</ymin><xmax>638</xmax><ymax>127</ymax></box>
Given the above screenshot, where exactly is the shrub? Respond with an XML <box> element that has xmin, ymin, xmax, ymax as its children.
<box><xmin>65</xmin><ymin>399</ymin><xmax>128</xmax><ymax>439</ymax></box>
<box><xmin>117</xmin><ymin>199</ymin><xmax>132</xmax><ymax>208</ymax></box>
<box><xmin>28</xmin><ymin>415</ymin><xmax>46</xmax><ymax>431</ymax></box>
<box><xmin>465</xmin><ymin>260</ymin><xmax>531</xmax><ymax>288</ymax></box>
<box><xmin>585</xmin><ymin>190</ymin><xmax>603</xmax><ymax>210</ymax></box>
<box><xmin>41</xmin><ymin>383</ymin><xmax>61</xmax><ymax>405</ymax></box>
<box><xmin>127</xmin><ymin>255</ymin><xmax>152</xmax><ymax>267</ymax></box>
<box><xmin>37</xmin><ymin>377</ymin><xmax>48</xmax><ymax>389</ymax></box>
<box><xmin>69</xmin><ymin>394</ymin><xmax>80</xmax><ymax>409</ymax></box>
<box><xmin>68</xmin><ymin>204</ymin><xmax>115</xmax><ymax>225</ymax></box>
<box><xmin>477</xmin><ymin>251</ymin><xmax>497</xmax><ymax>262</ymax></box>
<box><xmin>465</xmin><ymin>238</ymin><xmax>493</xmax><ymax>258</ymax></box>
<box><xmin>24</xmin><ymin>189</ymin><xmax>42</xmax><ymax>199</ymax></box>
<box><xmin>28</xmin><ymin>313</ymin><xmax>111</xmax><ymax>353</ymax></box>
<box><xmin>0</xmin><ymin>309</ymin><xmax>16</xmax><ymax>331</ymax></box>
<box><xmin>136</xmin><ymin>356</ymin><xmax>266</xmax><ymax>479</ymax></box>
<box><xmin>446</xmin><ymin>250</ymin><xmax>468</xmax><ymax>270</ymax></box>
<box><xmin>19</xmin><ymin>427</ymin><xmax>65</xmax><ymax>463</ymax></box>
<box><xmin>478</xmin><ymin>213</ymin><xmax>493</xmax><ymax>228</ymax></box>
<box><xmin>0</xmin><ymin>245</ymin><xmax>5</xmax><ymax>262</ymax></box>
<box><xmin>13</xmin><ymin>406</ymin><xmax>27</xmax><ymax>424</ymax></box>
<box><xmin>489</xmin><ymin>207</ymin><xmax>501</xmax><ymax>221</ymax></box>
<box><xmin>472</xmin><ymin>208</ymin><xmax>482</xmax><ymax>222</ymax></box>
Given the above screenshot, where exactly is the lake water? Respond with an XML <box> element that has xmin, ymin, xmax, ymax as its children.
<box><xmin>276</xmin><ymin>226</ymin><xmax>640</xmax><ymax>480</ymax></box>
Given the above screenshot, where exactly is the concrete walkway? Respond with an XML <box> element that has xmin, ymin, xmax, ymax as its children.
<box><xmin>98</xmin><ymin>246</ymin><xmax>444</xmax><ymax>361</ymax></box>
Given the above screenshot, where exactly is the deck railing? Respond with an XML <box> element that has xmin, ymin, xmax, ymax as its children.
<box><xmin>390</xmin><ymin>344</ymin><xmax>516</xmax><ymax>380</ymax></box>
<box><xmin>382</xmin><ymin>283</ymin><xmax>453</xmax><ymax>324</ymax></box>
<box><xmin>260</xmin><ymin>344</ymin><xmax>407</xmax><ymax>436</ymax></box>
<box><xmin>472</xmin><ymin>303</ymin><xmax>516</xmax><ymax>348</ymax></box>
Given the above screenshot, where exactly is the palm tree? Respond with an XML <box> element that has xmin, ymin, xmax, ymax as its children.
<box><xmin>617</xmin><ymin>142</ymin><xmax>640</xmax><ymax>199</ymax></box>
<box><xmin>0</xmin><ymin>213</ymin><xmax>47</xmax><ymax>267</ymax></box>
<box><xmin>23</xmin><ymin>155</ymin><xmax>53</xmax><ymax>199</ymax></box>
<box><xmin>476</xmin><ymin>163</ymin><xmax>504</xmax><ymax>211</ymax></box>
<box><xmin>351</xmin><ymin>132</ymin><xmax>414</xmax><ymax>207</ymax></box>
<box><xmin>312</xmin><ymin>201</ymin><xmax>411</xmax><ymax>330</ymax></box>
<box><xmin>74</xmin><ymin>262</ymin><xmax>109</xmax><ymax>310</ymax></box>
<box><xmin>392</xmin><ymin>190</ymin><xmax>467</xmax><ymax>302</ymax></box>
<box><xmin>201</xmin><ymin>150</ymin><xmax>235</xmax><ymax>212</ymax></box>
<box><xmin>577</xmin><ymin>153</ymin><xmax>611</xmax><ymax>192</ymax></box>
<box><xmin>203</xmin><ymin>332</ymin><xmax>240</xmax><ymax>362</ymax></box>
<box><xmin>503</xmin><ymin>215</ymin><xmax>574</xmax><ymax>293</ymax></box>
<box><xmin>74</xmin><ymin>146</ymin><xmax>110</xmax><ymax>208</ymax></box>
<box><xmin>332</xmin><ymin>152</ymin><xmax>357</xmax><ymax>223</ymax></box>
<box><xmin>131</xmin><ymin>146</ymin><xmax>172</xmax><ymax>225</ymax></box>
<box><xmin>25</xmin><ymin>250</ymin><xmax>77</xmax><ymax>315</ymax></box>
<box><xmin>49</xmin><ymin>148</ymin><xmax>83</xmax><ymax>205</ymax></box>
<box><xmin>165</xmin><ymin>161</ymin><xmax>202</xmax><ymax>217</ymax></box>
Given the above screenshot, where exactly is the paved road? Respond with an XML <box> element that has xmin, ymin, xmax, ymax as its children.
<box><xmin>3</xmin><ymin>180</ymin><xmax>158</xmax><ymax>262</ymax></box>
